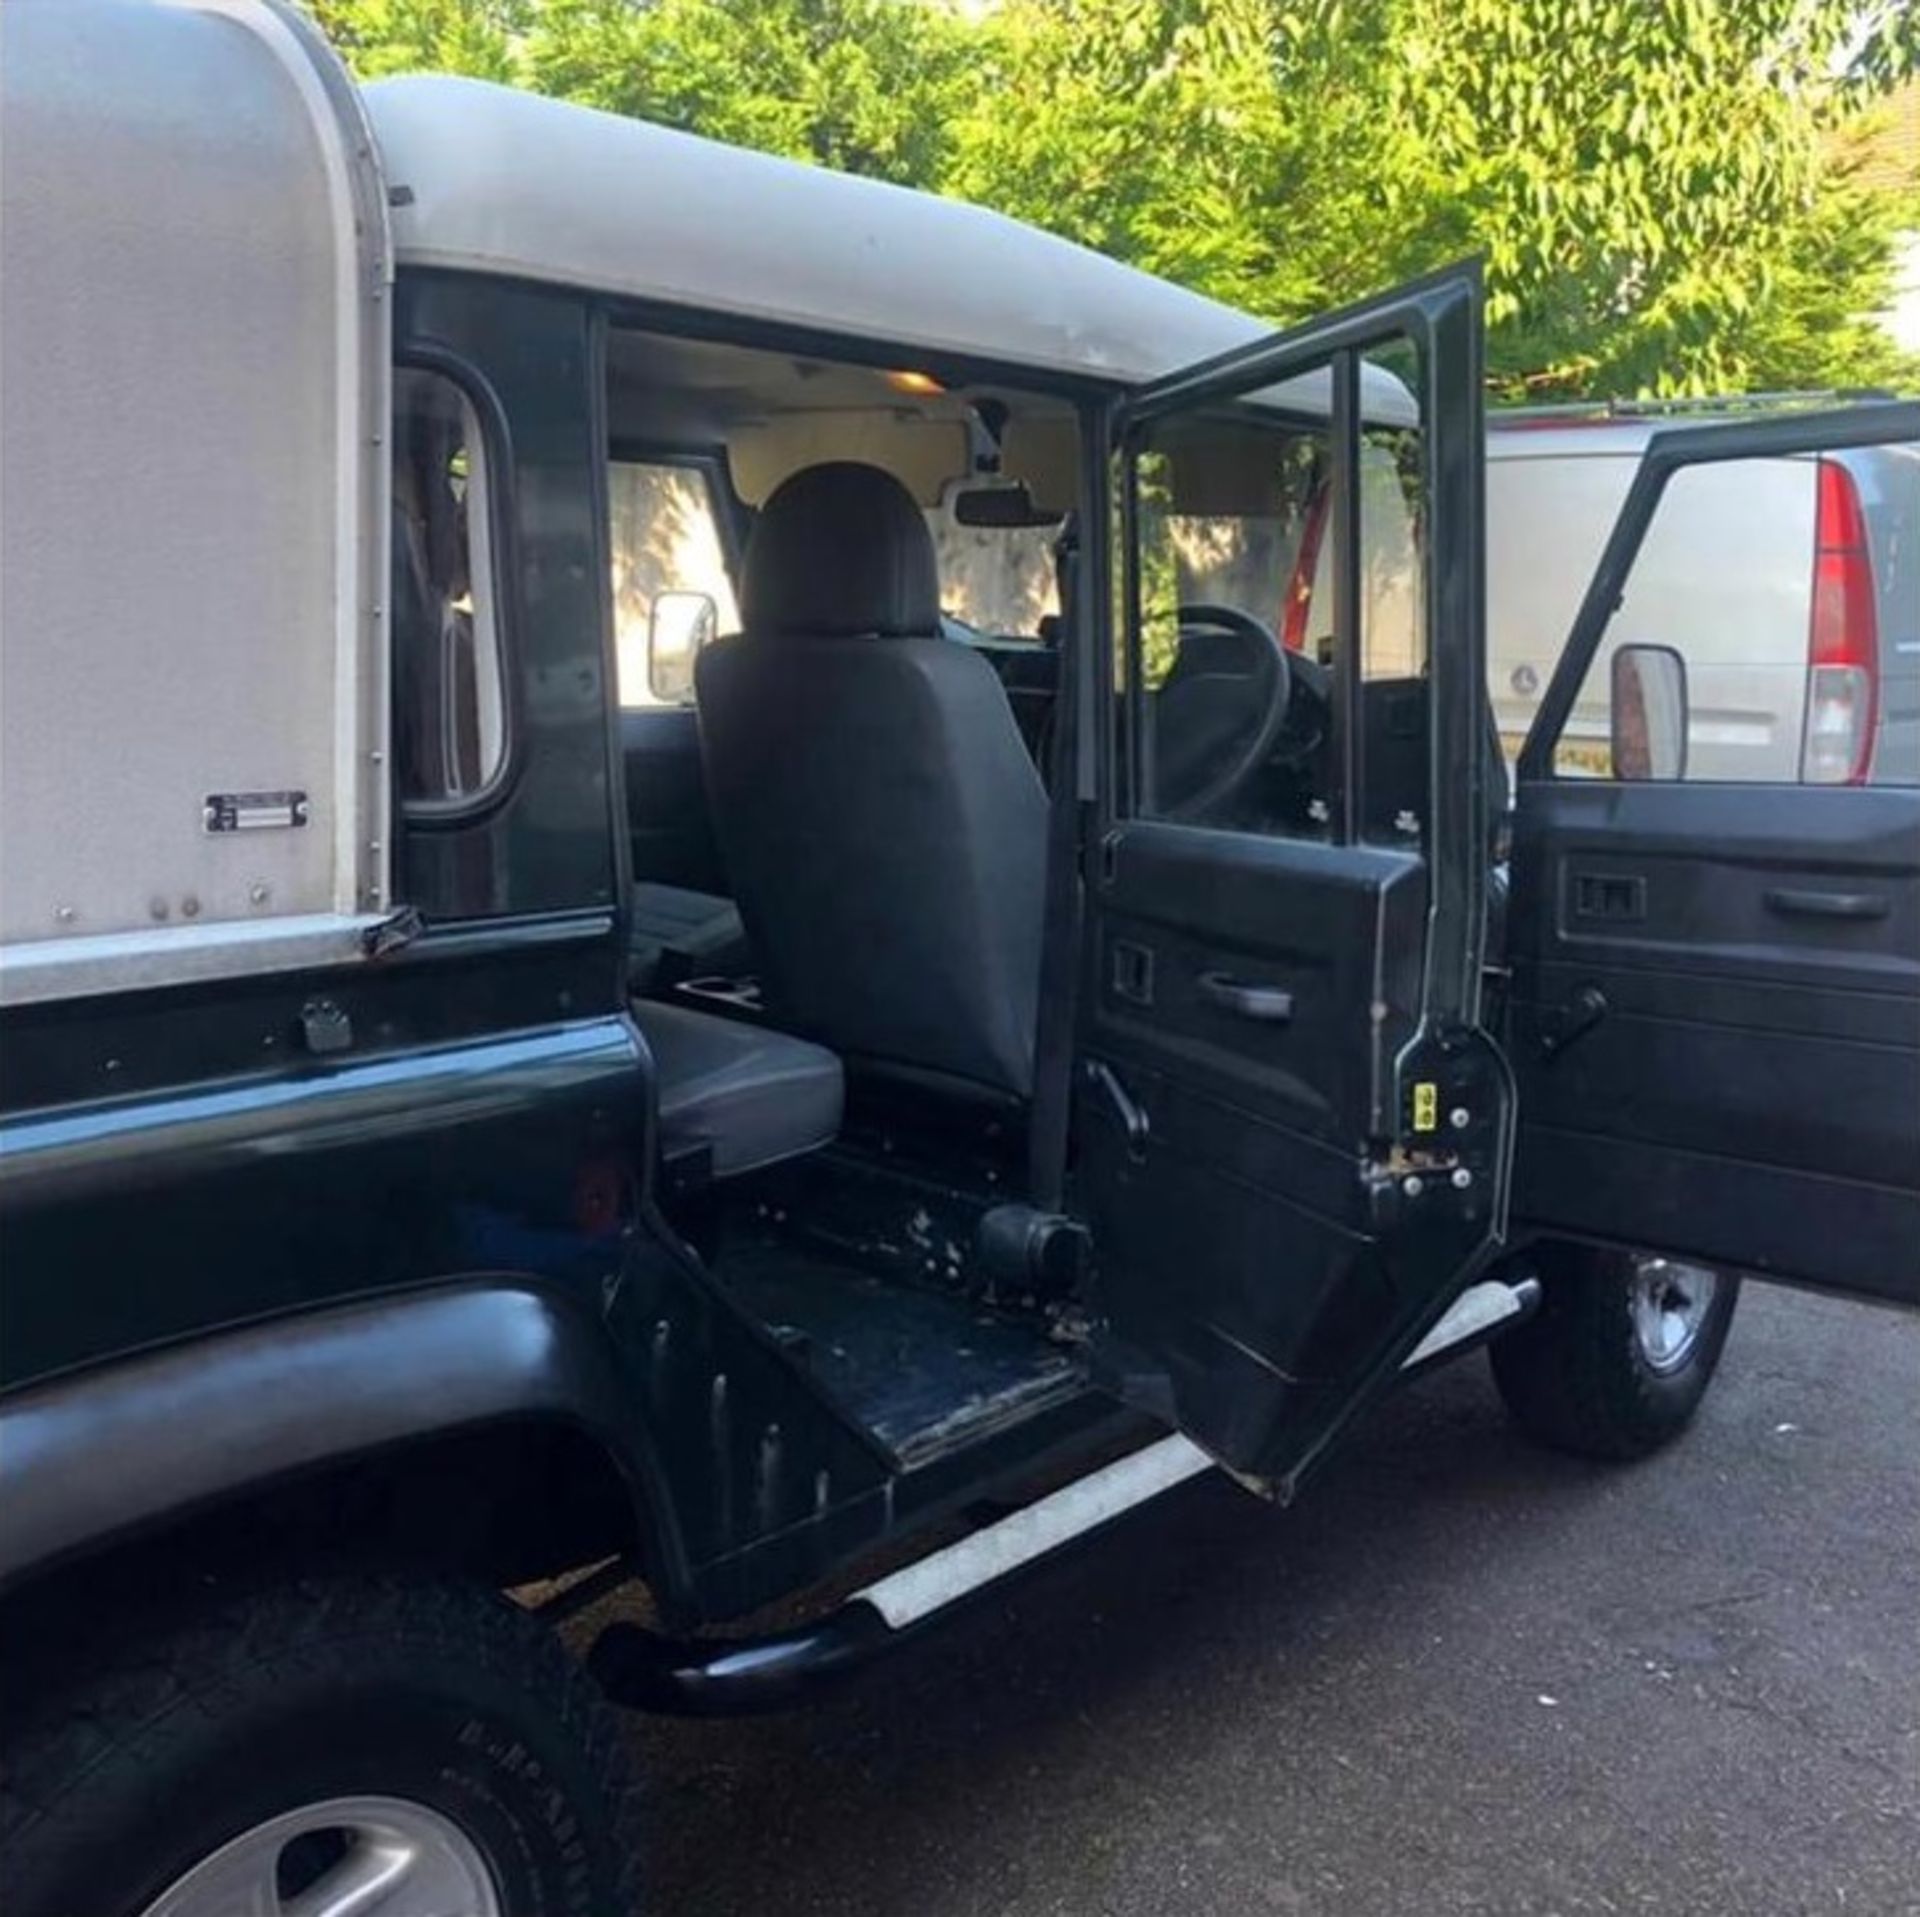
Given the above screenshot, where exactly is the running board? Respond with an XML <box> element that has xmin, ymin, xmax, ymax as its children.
<box><xmin>590</xmin><ymin>1432</ymin><xmax>1212</xmax><ymax>1714</ymax></box>
<box><xmin>1401</xmin><ymin>1275</ymin><xmax>1540</xmax><ymax>1371</ymax></box>
<box><xmin>591</xmin><ymin>1278</ymin><xmax>1537</xmax><ymax>1716</ymax></box>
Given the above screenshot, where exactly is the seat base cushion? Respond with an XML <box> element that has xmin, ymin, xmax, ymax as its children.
<box><xmin>629</xmin><ymin>881</ymin><xmax>749</xmax><ymax>989</ymax></box>
<box><xmin>632</xmin><ymin>998</ymin><xmax>842</xmax><ymax>1179</ymax></box>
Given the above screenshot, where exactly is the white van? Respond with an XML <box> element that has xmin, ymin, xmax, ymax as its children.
<box><xmin>1485</xmin><ymin>403</ymin><xmax>1920</xmax><ymax>785</ymax></box>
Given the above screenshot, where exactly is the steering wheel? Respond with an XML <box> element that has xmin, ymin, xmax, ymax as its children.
<box><xmin>1149</xmin><ymin>604</ymin><xmax>1293</xmax><ymax>822</ymax></box>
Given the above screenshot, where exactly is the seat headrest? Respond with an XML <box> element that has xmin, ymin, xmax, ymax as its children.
<box><xmin>740</xmin><ymin>462</ymin><xmax>941</xmax><ymax>639</ymax></box>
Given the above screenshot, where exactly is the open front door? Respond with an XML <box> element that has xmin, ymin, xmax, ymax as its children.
<box><xmin>1073</xmin><ymin>266</ymin><xmax>1514</xmax><ymax>1495</ymax></box>
<box><xmin>1509</xmin><ymin>402</ymin><xmax>1920</xmax><ymax>1308</ymax></box>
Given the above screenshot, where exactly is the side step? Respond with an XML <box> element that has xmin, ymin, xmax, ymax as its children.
<box><xmin>590</xmin><ymin>1277</ymin><xmax>1537</xmax><ymax>1716</ymax></box>
<box><xmin>1401</xmin><ymin>1275</ymin><xmax>1540</xmax><ymax>1370</ymax></box>
<box><xmin>591</xmin><ymin>1432</ymin><xmax>1212</xmax><ymax>1715</ymax></box>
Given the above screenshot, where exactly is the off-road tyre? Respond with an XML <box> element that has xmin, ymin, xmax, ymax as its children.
<box><xmin>0</xmin><ymin>1571</ymin><xmax>643</xmax><ymax>1917</ymax></box>
<box><xmin>1489</xmin><ymin>1241</ymin><xmax>1741</xmax><ymax>1462</ymax></box>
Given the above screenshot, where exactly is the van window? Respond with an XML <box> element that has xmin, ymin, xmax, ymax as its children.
<box><xmin>1140</xmin><ymin>427</ymin><xmax>1423</xmax><ymax>686</ymax></box>
<box><xmin>1299</xmin><ymin>434</ymin><xmax>1425</xmax><ymax>684</ymax></box>
<box><xmin>393</xmin><ymin>368</ymin><xmax>508</xmax><ymax>805</ymax></box>
<box><xmin>1548</xmin><ymin>448</ymin><xmax>1918</xmax><ymax>787</ymax></box>
<box><xmin>610</xmin><ymin>460</ymin><xmax>741</xmax><ymax>708</ymax></box>
<box><xmin>1124</xmin><ymin>360</ymin><xmax>1429</xmax><ymax>844</ymax></box>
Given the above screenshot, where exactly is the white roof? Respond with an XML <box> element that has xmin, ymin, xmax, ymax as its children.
<box><xmin>366</xmin><ymin>76</ymin><xmax>1408</xmax><ymax>415</ymax></box>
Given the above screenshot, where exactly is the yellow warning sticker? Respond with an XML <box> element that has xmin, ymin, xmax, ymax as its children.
<box><xmin>1412</xmin><ymin>1082</ymin><xmax>1438</xmax><ymax>1132</ymax></box>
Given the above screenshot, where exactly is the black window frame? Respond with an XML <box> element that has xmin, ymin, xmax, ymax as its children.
<box><xmin>392</xmin><ymin>345</ymin><xmax>527</xmax><ymax>829</ymax></box>
<box><xmin>1113</xmin><ymin>354</ymin><xmax>1436</xmax><ymax>850</ymax></box>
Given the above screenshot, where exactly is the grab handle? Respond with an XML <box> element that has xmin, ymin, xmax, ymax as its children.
<box><xmin>1198</xmin><ymin>972</ymin><xmax>1295</xmax><ymax>1022</ymax></box>
<box><xmin>1764</xmin><ymin>887</ymin><xmax>1889</xmax><ymax>922</ymax></box>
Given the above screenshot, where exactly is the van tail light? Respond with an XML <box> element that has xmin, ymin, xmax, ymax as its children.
<box><xmin>1801</xmin><ymin>457</ymin><xmax>1878</xmax><ymax>784</ymax></box>
<box><xmin>1281</xmin><ymin>485</ymin><xmax>1330</xmax><ymax>653</ymax></box>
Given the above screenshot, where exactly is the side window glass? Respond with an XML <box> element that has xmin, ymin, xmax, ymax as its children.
<box><xmin>609</xmin><ymin>461</ymin><xmax>741</xmax><ymax>708</ymax></box>
<box><xmin>1125</xmin><ymin>338</ymin><xmax>1428</xmax><ymax>842</ymax></box>
<box><xmin>393</xmin><ymin>368</ymin><xmax>508</xmax><ymax>807</ymax></box>
<box><xmin>1553</xmin><ymin>445</ymin><xmax>1918</xmax><ymax>787</ymax></box>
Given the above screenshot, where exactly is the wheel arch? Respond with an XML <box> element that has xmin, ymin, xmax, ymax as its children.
<box><xmin>0</xmin><ymin>1280</ymin><xmax>692</xmax><ymax>1629</ymax></box>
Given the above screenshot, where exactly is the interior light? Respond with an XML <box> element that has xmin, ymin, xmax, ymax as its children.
<box><xmin>884</xmin><ymin>369</ymin><xmax>945</xmax><ymax>397</ymax></box>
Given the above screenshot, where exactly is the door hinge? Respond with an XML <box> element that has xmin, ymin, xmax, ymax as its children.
<box><xmin>298</xmin><ymin>997</ymin><xmax>354</xmax><ymax>1056</ymax></box>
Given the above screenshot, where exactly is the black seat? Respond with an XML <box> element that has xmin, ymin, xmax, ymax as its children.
<box><xmin>694</xmin><ymin>463</ymin><xmax>1048</xmax><ymax>1100</ymax></box>
<box><xmin>627</xmin><ymin>880</ymin><xmax>749</xmax><ymax>989</ymax></box>
<box><xmin>632</xmin><ymin>999</ymin><xmax>842</xmax><ymax>1179</ymax></box>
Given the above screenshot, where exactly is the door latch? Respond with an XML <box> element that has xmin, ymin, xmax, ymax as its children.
<box><xmin>1572</xmin><ymin>872</ymin><xmax>1645</xmax><ymax>922</ymax></box>
<box><xmin>1109</xmin><ymin>939</ymin><xmax>1155</xmax><ymax>1006</ymax></box>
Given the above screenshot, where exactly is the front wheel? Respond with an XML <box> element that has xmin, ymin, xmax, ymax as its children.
<box><xmin>1489</xmin><ymin>1242</ymin><xmax>1740</xmax><ymax>1461</ymax></box>
<box><xmin>0</xmin><ymin>1572</ymin><xmax>642</xmax><ymax>1917</ymax></box>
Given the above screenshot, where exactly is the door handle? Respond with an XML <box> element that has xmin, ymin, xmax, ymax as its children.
<box><xmin>1198</xmin><ymin>973</ymin><xmax>1294</xmax><ymax>1022</ymax></box>
<box><xmin>1764</xmin><ymin>887</ymin><xmax>1890</xmax><ymax>922</ymax></box>
<box><xmin>1084</xmin><ymin>1059</ymin><xmax>1150</xmax><ymax>1155</ymax></box>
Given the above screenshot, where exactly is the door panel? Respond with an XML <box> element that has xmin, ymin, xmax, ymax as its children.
<box><xmin>1511</xmin><ymin>403</ymin><xmax>1920</xmax><ymax>1309</ymax></box>
<box><xmin>1096</xmin><ymin>824</ymin><xmax>1428</xmax><ymax>1181</ymax></box>
<box><xmin>1083</xmin><ymin>826</ymin><xmax>1439</xmax><ymax>1454</ymax></box>
<box><xmin>1076</xmin><ymin>265</ymin><xmax>1514</xmax><ymax>1494</ymax></box>
<box><xmin>1510</xmin><ymin>782</ymin><xmax>1920</xmax><ymax>1302</ymax></box>
<box><xmin>621</xmin><ymin>707</ymin><xmax>727</xmax><ymax>894</ymax></box>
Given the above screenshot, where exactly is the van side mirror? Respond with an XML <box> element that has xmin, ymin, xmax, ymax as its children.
<box><xmin>1611</xmin><ymin>643</ymin><xmax>1688</xmax><ymax>781</ymax></box>
<box><xmin>648</xmin><ymin>589</ymin><xmax>719</xmax><ymax>704</ymax></box>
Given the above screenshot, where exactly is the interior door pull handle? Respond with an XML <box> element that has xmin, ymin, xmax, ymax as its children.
<box><xmin>1764</xmin><ymin>887</ymin><xmax>1890</xmax><ymax>921</ymax></box>
<box><xmin>1085</xmin><ymin>1059</ymin><xmax>1150</xmax><ymax>1155</ymax></box>
<box><xmin>1198</xmin><ymin>973</ymin><xmax>1294</xmax><ymax>1021</ymax></box>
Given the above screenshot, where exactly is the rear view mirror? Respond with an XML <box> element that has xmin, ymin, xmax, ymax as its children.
<box><xmin>648</xmin><ymin>589</ymin><xmax>719</xmax><ymax>704</ymax></box>
<box><xmin>1611</xmin><ymin>643</ymin><xmax>1688</xmax><ymax>781</ymax></box>
<box><xmin>951</xmin><ymin>481</ymin><xmax>1063</xmax><ymax>530</ymax></box>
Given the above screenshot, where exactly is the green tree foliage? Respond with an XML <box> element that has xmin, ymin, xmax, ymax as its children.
<box><xmin>309</xmin><ymin>0</ymin><xmax>529</xmax><ymax>79</ymax></box>
<box><xmin>1381</xmin><ymin>0</ymin><xmax>1920</xmax><ymax>393</ymax></box>
<box><xmin>528</xmin><ymin>0</ymin><xmax>970</xmax><ymax>185</ymax></box>
<box><xmin>311</xmin><ymin>0</ymin><xmax>1919</xmax><ymax>398</ymax></box>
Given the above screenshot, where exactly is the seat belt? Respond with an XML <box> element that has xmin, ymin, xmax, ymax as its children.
<box><xmin>1027</xmin><ymin>513</ymin><xmax>1088</xmax><ymax>1210</ymax></box>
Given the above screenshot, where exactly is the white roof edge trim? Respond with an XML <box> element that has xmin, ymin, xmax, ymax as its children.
<box><xmin>177</xmin><ymin>0</ymin><xmax>395</xmax><ymax>922</ymax></box>
<box><xmin>363</xmin><ymin>75</ymin><xmax>1417</xmax><ymax>423</ymax></box>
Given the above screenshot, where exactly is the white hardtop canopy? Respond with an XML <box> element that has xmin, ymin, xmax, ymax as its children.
<box><xmin>0</xmin><ymin>0</ymin><xmax>392</xmax><ymax>1003</ymax></box>
<box><xmin>365</xmin><ymin>76</ymin><xmax>1414</xmax><ymax>420</ymax></box>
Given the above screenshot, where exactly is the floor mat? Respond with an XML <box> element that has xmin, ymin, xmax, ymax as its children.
<box><xmin>716</xmin><ymin>1248</ymin><xmax>1082</xmax><ymax>1466</ymax></box>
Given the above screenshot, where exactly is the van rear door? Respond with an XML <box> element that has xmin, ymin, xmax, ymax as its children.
<box><xmin>1508</xmin><ymin>403</ymin><xmax>1920</xmax><ymax>1307</ymax></box>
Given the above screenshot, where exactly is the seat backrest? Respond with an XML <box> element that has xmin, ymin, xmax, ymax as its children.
<box><xmin>695</xmin><ymin>463</ymin><xmax>1048</xmax><ymax>1098</ymax></box>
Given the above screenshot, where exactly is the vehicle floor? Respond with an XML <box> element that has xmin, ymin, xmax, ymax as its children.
<box><xmin>711</xmin><ymin>1242</ymin><xmax>1082</xmax><ymax>1467</ymax></box>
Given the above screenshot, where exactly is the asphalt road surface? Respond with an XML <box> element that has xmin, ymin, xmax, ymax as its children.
<box><xmin>629</xmin><ymin>1285</ymin><xmax>1920</xmax><ymax>1916</ymax></box>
